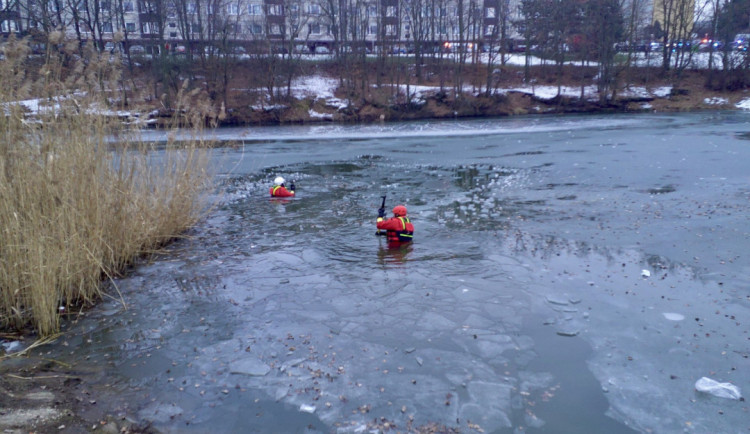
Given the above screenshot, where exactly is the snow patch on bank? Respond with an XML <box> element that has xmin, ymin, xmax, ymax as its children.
<box><xmin>704</xmin><ymin>97</ymin><xmax>728</xmax><ymax>105</ymax></box>
<box><xmin>291</xmin><ymin>76</ymin><xmax>338</xmax><ymax>99</ymax></box>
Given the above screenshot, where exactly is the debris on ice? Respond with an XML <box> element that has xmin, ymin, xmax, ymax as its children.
<box><xmin>694</xmin><ymin>377</ymin><xmax>742</xmax><ymax>400</ymax></box>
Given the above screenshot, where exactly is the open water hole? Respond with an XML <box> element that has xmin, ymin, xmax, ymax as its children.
<box><xmin>48</xmin><ymin>112</ymin><xmax>749</xmax><ymax>433</ymax></box>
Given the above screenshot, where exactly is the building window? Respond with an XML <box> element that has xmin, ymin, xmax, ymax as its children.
<box><xmin>485</xmin><ymin>24</ymin><xmax>495</xmax><ymax>35</ymax></box>
<box><xmin>102</xmin><ymin>22</ymin><xmax>113</xmax><ymax>32</ymax></box>
<box><xmin>485</xmin><ymin>7</ymin><xmax>495</xmax><ymax>18</ymax></box>
<box><xmin>140</xmin><ymin>0</ymin><xmax>158</xmax><ymax>14</ymax></box>
<box><xmin>248</xmin><ymin>23</ymin><xmax>262</xmax><ymax>34</ymax></box>
<box><xmin>270</xmin><ymin>24</ymin><xmax>281</xmax><ymax>34</ymax></box>
<box><xmin>386</xmin><ymin>6</ymin><xmax>397</xmax><ymax>17</ymax></box>
<box><xmin>125</xmin><ymin>22</ymin><xmax>136</xmax><ymax>32</ymax></box>
<box><xmin>186</xmin><ymin>2</ymin><xmax>197</xmax><ymax>13</ymax></box>
<box><xmin>191</xmin><ymin>23</ymin><xmax>201</xmax><ymax>33</ymax></box>
<box><xmin>367</xmin><ymin>6</ymin><xmax>377</xmax><ymax>17</ymax></box>
<box><xmin>227</xmin><ymin>4</ymin><xmax>239</xmax><ymax>14</ymax></box>
<box><xmin>308</xmin><ymin>4</ymin><xmax>320</xmax><ymax>14</ymax></box>
<box><xmin>141</xmin><ymin>22</ymin><xmax>159</xmax><ymax>34</ymax></box>
<box><xmin>385</xmin><ymin>24</ymin><xmax>396</xmax><ymax>35</ymax></box>
<box><xmin>169</xmin><ymin>31</ymin><xmax>177</xmax><ymax>37</ymax></box>
<box><xmin>368</xmin><ymin>24</ymin><xmax>377</xmax><ymax>35</ymax></box>
<box><xmin>123</xmin><ymin>1</ymin><xmax>134</xmax><ymax>12</ymax></box>
<box><xmin>248</xmin><ymin>4</ymin><xmax>262</xmax><ymax>15</ymax></box>
<box><xmin>1</xmin><ymin>20</ymin><xmax>18</xmax><ymax>33</ymax></box>
<box><xmin>309</xmin><ymin>23</ymin><xmax>321</xmax><ymax>34</ymax></box>
<box><xmin>267</xmin><ymin>4</ymin><xmax>282</xmax><ymax>15</ymax></box>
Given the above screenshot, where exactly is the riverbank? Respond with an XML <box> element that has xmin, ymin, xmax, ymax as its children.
<box><xmin>145</xmin><ymin>67</ymin><xmax>750</xmax><ymax>128</ymax></box>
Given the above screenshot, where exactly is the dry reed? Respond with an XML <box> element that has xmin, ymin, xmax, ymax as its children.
<box><xmin>0</xmin><ymin>35</ymin><xmax>215</xmax><ymax>336</ymax></box>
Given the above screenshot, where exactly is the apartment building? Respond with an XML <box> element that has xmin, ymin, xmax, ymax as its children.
<box><xmin>0</xmin><ymin>0</ymin><xmax>523</xmax><ymax>53</ymax></box>
<box><xmin>0</xmin><ymin>0</ymin><xmax>22</xmax><ymax>34</ymax></box>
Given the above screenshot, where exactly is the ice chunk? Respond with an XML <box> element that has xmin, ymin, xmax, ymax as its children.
<box><xmin>230</xmin><ymin>358</ymin><xmax>271</xmax><ymax>376</ymax></box>
<box><xmin>641</xmin><ymin>269</ymin><xmax>651</xmax><ymax>277</ymax></box>
<box><xmin>299</xmin><ymin>404</ymin><xmax>316</xmax><ymax>413</ymax></box>
<box><xmin>1</xmin><ymin>340</ymin><xmax>21</xmax><ymax>353</ymax></box>
<box><xmin>460</xmin><ymin>381</ymin><xmax>513</xmax><ymax>431</ymax></box>
<box><xmin>662</xmin><ymin>312</ymin><xmax>685</xmax><ymax>321</ymax></box>
<box><xmin>274</xmin><ymin>387</ymin><xmax>289</xmax><ymax>401</ymax></box>
<box><xmin>280</xmin><ymin>357</ymin><xmax>306</xmax><ymax>372</ymax></box>
<box><xmin>137</xmin><ymin>402</ymin><xmax>183</xmax><ymax>423</ymax></box>
<box><xmin>694</xmin><ymin>377</ymin><xmax>742</xmax><ymax>400</ymax></box>
<box><xmin>545</xmin><ymin>295</ymin><xmax>569</xmax><ymax>306</ymax></box>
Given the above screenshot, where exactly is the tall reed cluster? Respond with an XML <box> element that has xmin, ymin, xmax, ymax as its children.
<box><xmin>0</xmin><ymin>35</ymin><xmax>215</xmax><ymax>336</ymax></box>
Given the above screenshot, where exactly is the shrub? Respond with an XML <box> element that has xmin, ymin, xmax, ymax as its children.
<box><xmin>0</xmin><ymin>35</ymin><xmax>214</xmax><ymax>336</ymax></box>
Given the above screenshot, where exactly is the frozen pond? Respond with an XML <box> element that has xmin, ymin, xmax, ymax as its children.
<box><xmin>50</xmin><ymin>112</ymin><xmax>748</xmax><ymax>433</ymax></box>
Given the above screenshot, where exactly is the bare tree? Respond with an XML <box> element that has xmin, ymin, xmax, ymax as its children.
<box><xmin>585</xmin><ymin>0</ymin><xmax>624</xmax><ymax>102</ymax></box>
<box><xmin>19</xmin><ymin>0</ymin><xmax>69</xmax><ymax>35</ymax></box>
<box><xmin>655</xmin><ymin>0</ymin><xmax>694</xmax><ymax>72</ymax></box>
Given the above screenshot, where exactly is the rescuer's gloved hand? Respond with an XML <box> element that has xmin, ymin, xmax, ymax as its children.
<box><xmin>378</xmin><ymin>208</ymin><xmax>385</xmax><ymax>218</ymax></box>
<box><xmin>289</xmin><ymin>181</ymin><xmax>296</xmax><ymax>191</ymax></box>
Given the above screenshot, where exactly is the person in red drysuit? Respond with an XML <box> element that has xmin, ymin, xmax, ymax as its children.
<box><xmin>270</xmin><ymin>176</ymin><xmax>295</xmax><ymax>197</ymax></box>
<box><xmin>376</xmin><ymin>205</ymin><xmax>414</xmax><ymax>244</ymax></box>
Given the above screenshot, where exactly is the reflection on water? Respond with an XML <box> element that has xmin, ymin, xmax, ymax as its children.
<box><xmin>377</xmin><ymin>242</ymin><xmax>413</xmax><ymax>266</ymax></box>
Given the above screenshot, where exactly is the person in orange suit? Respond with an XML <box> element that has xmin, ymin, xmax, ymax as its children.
<box><xmin>376</xmin><ymin>205</ymin><xmax>414</xmax><ymax>244</ymax></box>
<box><xmin>270</xmin><ymin>176</ymin><xmax>295</xmax><ymax>197</ymax></box>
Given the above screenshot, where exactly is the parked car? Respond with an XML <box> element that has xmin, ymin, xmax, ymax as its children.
<box><xmin>104</xmin><ymin>41</ymin><xmax>122</xmax><ymax>54</ymax></box>
<box><xmin>128</xmin><ymin>45</ymin><xmax>145</xmax><ymax>55</ymax></box>
<box><xmin>732</xmin><ymin>34</ymin><xmax>750</xmax><ymax>51</ymax></box>
<box><xmin>695</xmin><ymin>38</ymin><xmax>723</xmax><ymax>52</ymax></box>
<box><xmin>668</xmin><ymin>39</ymin><xmax>692</xmax><ymax>52</ymax></box>
<box><xmin>294</xmin><ymin>44</ymin><xmax>310</xmax><ymax>54</ymax></box>
<box><xmin>510</xmin><ymin>42</ymin><xmax>527</xmax><ymax>53</ymax></box>
<box><xmin>648</xmin><ymin>41</ymin><xmax>663</xmax><ymax>52</ymax></box>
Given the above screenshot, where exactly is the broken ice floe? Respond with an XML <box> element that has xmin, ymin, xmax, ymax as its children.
<box><xmin>229</xmin><ymin>358</ymin><xmax>271</xmax><ymax>376</ymax></box>
<box><xmin>662</xmin><ymin>312</ymin><xmax>685</xmax><ymax>321</ymax></box>
<box><xmin>545</xmin><ymin>295</ymin><xmax>569</xmax><ymax>305</ymax></box>
<box><xmin>641</xmin><ymin>269</ymin><xmax>651</xmax><ymax>277</ymax></box>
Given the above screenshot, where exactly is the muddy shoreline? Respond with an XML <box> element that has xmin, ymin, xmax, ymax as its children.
<box><xmin>150</xmin><ymin>86</ymin><xmax>743</xmax><ymax>128</ymax></box>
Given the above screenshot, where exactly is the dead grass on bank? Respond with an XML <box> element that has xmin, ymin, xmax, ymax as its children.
<box><xmin>0</xmin><ymin>35</ymin><xmax>215</xmax><ymax>337</ymax></box>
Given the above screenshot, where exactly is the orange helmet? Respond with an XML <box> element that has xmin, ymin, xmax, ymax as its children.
<box><xmin>393</xmin><ymin>205</ymin><xmax>407</xmax><ymax>217</ymax></box>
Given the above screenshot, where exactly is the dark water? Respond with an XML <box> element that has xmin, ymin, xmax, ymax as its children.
<box><xmin>47</xmin><ymin>112</ymin><xmax>749</xmax><ymax>433</ymax></box>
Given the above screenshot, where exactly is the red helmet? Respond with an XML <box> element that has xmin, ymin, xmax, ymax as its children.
<box><xmin>393</xmin><ymin>205</ymin><xmax>407</xmax><ymax>217</ymax></box>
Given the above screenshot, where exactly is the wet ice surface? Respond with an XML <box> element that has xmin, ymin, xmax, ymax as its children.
<box><xmin>53</xmin><ymin>113</ymin><xmax>749</xmax><ymax>433</ymax></box>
